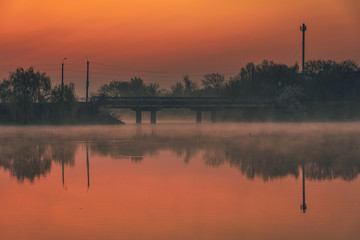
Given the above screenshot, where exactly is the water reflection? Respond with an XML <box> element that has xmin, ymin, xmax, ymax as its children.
<box><xmin>301</xmin><ymin>163</ymin><xmax>307</xmax><ymax>213</ymax></box>
<box><xmin>0</xmin><ymin>141</ymin><xmax>51</xmax><ymax>182</ymax></box>
<box><xmin>1</xmin><ymin>125</ymin><xmax>360</xmax><ymax>239</ymax></box>
<box><xmin>86</xmin><ymin>144</ymin><xmax>90</xmax><ymax>189</ymax></box>
<box><xmin>1</xmin><ymin>131</ymin><xmax>360</xmax><ymax>183</ymax></box>
<box><xmin>2</xmin><ymin>129</ymin><xmax>360</xmax><ymax>215</ymax></box>
<box><xmin>89</xmin><ymin>134</ymin><xmax>360</xmax><ymax>182</ymax></box>
<box><xmin>0</xmin><ymin>140</ymin><xmax>76</xmax><ymax>183</ymax></box>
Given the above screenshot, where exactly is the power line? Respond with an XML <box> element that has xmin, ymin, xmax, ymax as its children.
<box><xmin>92</xmin><ymin>61</ymin><xmax>240</xmax><ymax>76</ymax></box>
<box><xmin>92</xmin><ymin>61</ymin><xmax>182</xmax><ymax>74</ymax></box>
<box><xmin>1</xmin><ymin>60</ymin><xmax>244</xmax><ymax>81</ymax></box>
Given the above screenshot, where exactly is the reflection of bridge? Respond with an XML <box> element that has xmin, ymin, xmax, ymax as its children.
<box><xmin>94</xmin><ymin>97</ymin><xmax>275</xmax><ymax>123</ymax></box>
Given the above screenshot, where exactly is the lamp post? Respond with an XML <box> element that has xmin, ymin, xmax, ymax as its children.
<box><xmin>61</xmin><ymin>57</ymin><xmax>67</xmax><ymax>100</ymax></box>
<box><xmin>86</xmin><ymin>57</ymin><xmax>89</xmax><ymax>103</ymax></box>
<box><xmin>300</xmin><ymin>23</ymin><xmax>307</xmax><ymax>73</ymax></box>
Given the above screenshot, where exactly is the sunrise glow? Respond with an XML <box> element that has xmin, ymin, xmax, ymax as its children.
<box><xmin>0</xmin><ymin>0</ymin><xmax>358</xmax><ymax>95</ymax></box>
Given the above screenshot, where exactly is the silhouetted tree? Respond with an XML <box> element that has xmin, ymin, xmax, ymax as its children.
<box><xmin>202</xmin><ymin>72</ymin><xmax>225</xmax><ymax>95</ymax></box>
<box><xmin>0</xmin><ymin>80</ymin><xmax>11</xmax><ymax>103</ymax></box>
<box><xmin>50</xmin><ymin>83</ymin><xmax>77</xmax><ymax>103</ymax></box>
<box><xmin>276</xmin><ymin>85</ymin><xmax>304</xmax><ymax>113</ymax></box>
<box><xmin>0</xmin><ymin>67</ymin><xmax>51</xmax><ymax>123</ymax></box>
<box><xmin>304</xmin><ymin>60</ymin><xmax>358</xmax><ymax>75</ymax></box>
<box><xmin>183</xmin><ymin>74</ymin><xmax>198</xmax><ymax>95</ymax></box>
<box><xmin>49</xmin><ymin>83</ymin><xmax>77</xmax><ymax>123</ymax></box>
<box><xmin>147</xmin><ymin>82</ymin><xmax>161</xmax><ymax>96</ymax></box>
<box><xmin>226</xmin><ymin>60</ymin><xmax>300</xmax><ymax>98</ymax></box>
<box><xmin>169</xmin><ymin>75</ymin><xmax>199</xmax><ymax>96</ymax></box>
<box><xmin>1</xmin><ymin>67</ymin><xmax>51</xmax><ymax>103</ymax></box>
<box><xmin>170</xmin><ymin>82</ymin><xmax>184</xmax><ymax>96</ymax></box>
<box><xmin>303</xmin><ymin>60</ymin><xmax>360</xmax><ymax>101</ymax></box>
<box><xmin>97</xmin><ymin>77</ymin><xmax>162</xmax><ymax>97</ymax></box>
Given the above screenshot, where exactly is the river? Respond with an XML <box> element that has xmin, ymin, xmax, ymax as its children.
<box><xmin>0</xmin><ymin>123</ymin><xmax>359</xmax><ymax>240</ymax></box>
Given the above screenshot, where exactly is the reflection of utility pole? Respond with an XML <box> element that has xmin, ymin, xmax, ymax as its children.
<box><xmin>62</xmin><ymin>160</ymin><xmax>66</xmax><ymax>189</ymax></box>
<box><xmin>300</xmin><ymin>163</ymin><xmax>307</xmax><ymax>213</ymax></box>
<box><xmin>300</xmin><ymin>23</ymin><xmax>307</xmax><ymax>73</ymax></box>
<box><xmin>86</xmin><ymin>144</ymin><xmax>90</xmax><ymax>189</ymax></box>
<box><xmin>62</xmin><ymin>161</ymin><xmax>64</xmax><ymax>185</ymax></box>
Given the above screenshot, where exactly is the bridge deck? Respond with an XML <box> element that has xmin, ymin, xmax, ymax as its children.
<box><xmin>93</xmin><ymin>97</ymin><xmax>275</xmax><ymax>109</ymax></box>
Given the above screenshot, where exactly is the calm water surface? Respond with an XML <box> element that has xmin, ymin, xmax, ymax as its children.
<box><xmin>0</xmin><ymin>123</ymin><xmax>360</xmax><ymax>240</ymax></box>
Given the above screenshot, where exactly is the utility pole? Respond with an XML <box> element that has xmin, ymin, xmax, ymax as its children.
<box><xmin>251</xmin><ymin>65</ymin><xmax>254</xmax><ymax>94</ymax></box>
<box><xmin>300</xmin><ymin>23</ymin><xmax>307</xmax><ymax>73</ymax></box>
<box><xmin>86</xmin><ymin>57</ymin><xmax>89</xmax><ymax>102</ymax></box>
<box><xmin>61</xmin><ymin>57</ymin><xmax>67</xmax><ymax>100</ymax></box>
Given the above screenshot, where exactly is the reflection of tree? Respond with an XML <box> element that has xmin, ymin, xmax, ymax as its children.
<box><xmin>0</xmin><ymin>140</ymin><xmax>76</xmax><ymax>182</ymax></box>
<box><xmin>183</xmin><ymin>149</ymin><xmax>197</xmax><ymax>164</ymax></box>
<box><xmin>203</xmin><ymin>147</ymin><xmax>226</xmax><ymax>167</ymax></box>
<box><xmin>50</xmin><ymin>142</ymin><xmax>76</xmax><ymax>187</ymax></box>
<box><xmin>303</xmin><ymin>136</ymin><xmax>360</xmax><ymax>181</ymax></box>
<box><xmin>131</xmin><ymin>157</ymin><xmax>143</xmax><ymax>163</ymax></box>
<box><xmin>0</xmin><ymin>142</ymin><xmax>51</xmax><ymax>182</ymax></box>
<box><xmin>51</xmin><ymin>142</ymin><xmax>76</xmax><ymax>166</ymax></box>
<box><xmin>1</xmin><ymin>132</ymin><xmax>360</xmax><ymax>183</ymax></box>
<box><xmin>224</xmin><ymin>144</ymin><xmax>300</xmax><ymax>181</ymax></box>
<box><xmin>90</xmin><ymin>142</ymin><xmax>151</xmax><ymax>163</ymax></box>
<box><xmin>221</xmin><ymin>135</ymin><xmax>360</xmax><ymax>181</ymax></box>
<box><xmin>89</xmin><ymin>134</ymin><xmax>360</xmax><ymax>181</ymax></box>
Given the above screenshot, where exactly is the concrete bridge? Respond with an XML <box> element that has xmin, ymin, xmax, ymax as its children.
<box><xmin>93</xmin><ymin>97</ymin><xmax>275</xmax><ymax>123</ymax></box>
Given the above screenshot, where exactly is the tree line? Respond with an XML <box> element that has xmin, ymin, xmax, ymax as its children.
<box><xmin>0</xmin><ymin>67</ymin><xmax>77</xmax><ymax>124</ymax></box>
<box><xmin>0</xmin><ymin>59</ymin><xmax>359</xmax><ymax>124</ymax></box>
<box><xmin>97</xmin><ymin>59</ymin><xmax>359</xmax><ymax>100</ymax></box>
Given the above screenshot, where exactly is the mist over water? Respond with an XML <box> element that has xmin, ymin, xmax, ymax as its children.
<box><xmin>1</xmin><ymin>123</ymin><xmax>360</xmax><ymax>240</ymax></box>
<box><xmin>2</xmin><ymin>123</ymin><xmax>360</xmax><ymax>182</ymax></box>
<box><xmin>2</xmin><ymin>121</ymin><xmax>360</xmax><ymax>138</ymax></box>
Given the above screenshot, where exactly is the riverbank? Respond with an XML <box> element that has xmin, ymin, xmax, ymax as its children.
<box><xmin>1</xmin><ymin>101</ymin><xmax>360</xmax><ymax>125</ymax></box>
<box><xmin>109</xmin><ymin>102</ymin><xmax>360</xmax><ymax>123</ymax></box>
<box><xmin>0</xmin><ymin>103</ymin><xmax>124</xmax><ymax>125</ymax></box>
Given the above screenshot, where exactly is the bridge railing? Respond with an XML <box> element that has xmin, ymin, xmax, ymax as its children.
<box><xmin>92</xmin><ymin>96</ymin><xmax>275</xmax><ymax>103</ymax></box>
<box><xmin>89</xmin><ymin>96</ymin><xmax>275</xmax><ymax>109</ymax></box>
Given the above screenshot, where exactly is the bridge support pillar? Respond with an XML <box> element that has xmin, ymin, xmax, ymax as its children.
<box><xmin>211</xmin><ymin>111</ymin><xmax>216</xmax><ymax>123</ymax></box>
<box><xmin>196</xmin><ymin>111</ymin><xmax>202</xmax><ymax>123</ymax></box>
<box><xmin>151</xmin><ymin>110</ymin><xmax>157</xmax><ymax>124</ymax></box>
<box><xmin>136</xmin><ymin>110</ymin><xmax>142</xmax><ymax>124</ymax></box>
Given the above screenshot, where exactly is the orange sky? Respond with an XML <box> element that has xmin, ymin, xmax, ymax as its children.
<box><xmin>0</xmin><ymin>0</ymin><xmax>359</xmax><ymax>96</ymax></box>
